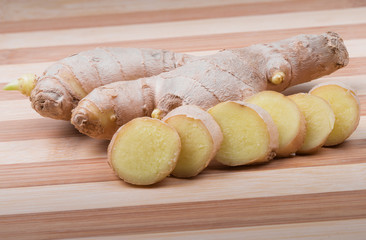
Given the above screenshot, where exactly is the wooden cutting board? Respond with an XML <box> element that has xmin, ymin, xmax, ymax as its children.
<box><xmin>1</xmin><ymin>1</ymin><xmax>366</xmax><ymax>239</ymax></box>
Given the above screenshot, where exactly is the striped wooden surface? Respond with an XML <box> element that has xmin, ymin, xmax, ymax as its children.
<box><xmin>1</xmin><ymin>0</ymin><xmax>366</xmax><ymax>239</ymax></box>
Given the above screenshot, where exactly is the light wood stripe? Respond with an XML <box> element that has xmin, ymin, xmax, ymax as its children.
<box><xmin>1</xmin><ymin>190</ymin><xmax>365</xmax><ymax>239</ymax></box>
<box><xmin>2</xmin><ymin>24</ymin><xmax>366</xmax><ymax>65</ymax></box>
<box><xmin>1</xmin><ymin>0</ymin><xmax>363</xmax><ymax>34</ymax></box>
<box><xmin>1</xmin><ymin>163</ymin><xmax>365</xmax><ymax>215</ymax></box>
<box><xmin>346</xmin><ymin>38</ymin><xmax>366</xmax><ymax>58</ymax></box>
<box><xmin>0</xmin><ymin>139</ymin><xmax>365</xmax><ymax>189</ymax></box>
<box><xmin>0</xmin><ymin>0</ymin><xmax>273</xmax><ymax>22</ymax></box>
<box><xmin>0</xmin><ymin>99</ymin><xmax>41</xmax><ymax>121</ymax></box>
<box><xmin>1</xmin><ymin>8</ymin><xmax>366</xmax><ymax>50</ymax></box>
<box><xmin>0</xmin><ymin>62</ymin><xmax>48</xmax><ymax>83</ymax></box>
<box><xmin>70</xmin><ymin>218</ymin><xmax>366</xmax><ymax>240</ymax></box>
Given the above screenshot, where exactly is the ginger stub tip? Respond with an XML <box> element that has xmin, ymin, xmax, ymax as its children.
<box><xmin>151</xmin><ymin>109</ymin><xmax>163</xmax><ymax>119</ymax></box>
<box><xmin>3</xmin><ymin>73</ymin><xmax>37</xmax><ymax>97</ymax></box>
<box><xmin>270</xmin><ymin>72</ymin><xmax>285</xmax><ymax>85</ymax></box>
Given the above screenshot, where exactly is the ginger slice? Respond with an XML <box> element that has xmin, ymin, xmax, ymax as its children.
<box><xmin>246</xmin><ymin>91</ymin><xmax>306</xmax><ymax>157</ymax></box>
<box><xmin>288</xmin><ymin>93</ymin><xmax>335</xmax><ymax>154</ymax></box>
<box><xmin>107</xmin><ymin>117</ymin><xmax>181</xmax><ymax>185</ymax></box>
<box><xmin>163</xmin><ymin>105</ymin><xmax>223</xmax><ymax>178</ymax></box>
<box><xmin>208</xmin><ymin>101</ymin><xmax>278</xmax><ymax>166</ymax></box>
<box><xmin>310</xmin><ymin>82</ymin><xmax>360</xmax><ymax>146</ymax></box>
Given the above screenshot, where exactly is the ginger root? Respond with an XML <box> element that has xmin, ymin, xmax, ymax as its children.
<box><xmin>4</xmin><ymin>48</ymin><xmax>193</xmax><ymax>120</ymax></box>
<box><xmin>107</xmin><ymin>117</ymin><xmax>181</xmax><ymax>185</ymax></box>
<box><xmin>288</xmin><ymin>93</ymin><xmax>335</xmax><ymax>154</ymax></box>
<box><xmin>72</xmin><ymin>32</ymin><xmax>348</xmax><ymax>140</ymax></box>
<box><xmin>246</xmin><ymin>91</ymin><xmax>306</xmax><ymax>157</ymax></box>
<box><xmin>208</xmin><ymin>101</ymin><xmax>278</xmax><ymax>166</ymax></box>
<box><xmin>162</xmin><ymin>105</ymin><xmax>223</xmax><ymax>178</ymax></box>
<box><xmin>309</xmin><ymin>82</ymin><xmax>360</xmax><ymax>146</ymax></box>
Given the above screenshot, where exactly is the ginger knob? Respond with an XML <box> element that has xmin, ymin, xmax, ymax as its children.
<box><xmin>270</xmin><ymin>71</ymin><xmax>285</xmax><ymax>85</ymax></box>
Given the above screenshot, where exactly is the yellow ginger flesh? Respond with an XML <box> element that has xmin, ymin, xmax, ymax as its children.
<box><xmin>288</xmin><ymin>93</ymin><xmax>335</xmax><ymax>153</ymax></box>
<box><xmin>108</xmin><ymin>118</ymin><xmax>181</xmax><ymax>185</ymax></box>
<box><xmin>208</xmin><ymin>102</ymin><xmax>273</xmax><ymax>166</ymax></box>
<box><xmin>310</xmin><ymin>84</ymin><xmax>360</xmax><ymax>146</ymax></box>
<box><xmin>246</xmin><ymin>91</ymin><xmax>305</xmax><ymax>157</ymax></box>
<box><xmin>165</xmin><ymin>116</ymin><xmax>214</xmax><ymax>178</ymax></box>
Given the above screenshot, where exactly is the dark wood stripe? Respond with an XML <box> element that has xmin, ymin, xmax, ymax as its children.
<box><xmin>0</xmin><ymin>158</ymin><xmax>116</xmax><ymax>189</ymax></box>
<box><xmin>1</xmin><ymin>24</ymin><xmax>366</xmax><ymax>65</ymax></box>
<box><xmin>0</xmin><ymin>139</ymin><xmax>364</xmax><ymax>189</ymax></box>
<box><xmin>208</xmin><ymin>139</ymin><xmax>366</xmax><ymax>172</ymax></box>
<box><xmin>1</xmin><ymin>0</ymin><xmax>364</xmax><ymax>34</ymax></box>
<box><xmin>360</xmin><ymin>94</ymin><xmax>366</xmax><ymax>116</ymax></box>
<box><xmin>0</xmin><ymin>118</ymin><xmax>83</xmax><ymax>142</ymax></box>
<box><xmin>0</xmin><ymin>190</ymin><xmax>365</xmax><ymax>239</ymax></box>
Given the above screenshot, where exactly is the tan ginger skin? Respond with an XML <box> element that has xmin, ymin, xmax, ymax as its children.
<box><xmin>4</xmin><ymin>48</ymin><xmax>193</xmax><ymax>120</ymax></box>
<box><xmin>71</xmin><ymin>32</ymin><xmax>349</xmax><ymax>139</ymax></box>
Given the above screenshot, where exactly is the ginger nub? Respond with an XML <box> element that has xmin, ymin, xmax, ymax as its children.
<box><xmin>163</xmin><ymin>105</ymin><xmax>222</xmax><ymax>178</ymax></box>
<box><xmin>208</xmin><ymin>101</ymin><xmax>278</xmax><ymax>166</ymax></box>
<box><xmin>310</xmin><ymin>82</ymin><xmax>360</xmax><ymax>146</ymax></box>
<box><xmin>107</xmin><ymin>117</ymin><xmax>181</xmax><ymax>185</ymax></box>
<box><xmin>246</xmin><ymin>91</ymin><xmax>306</xmax><ymax>157</ymax></box>
<box><xmin>288</xmin><ymin>93</ymin><xmax>335</xmax><ymax>154</ymax></box>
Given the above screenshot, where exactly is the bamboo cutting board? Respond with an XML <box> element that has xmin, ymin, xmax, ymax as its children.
<box><xmin>1</xmin><ymin>1</ymin><xmax>366</xmax><ymax>239</ymax></box>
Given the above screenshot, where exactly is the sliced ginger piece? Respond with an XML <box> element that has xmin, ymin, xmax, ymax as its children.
<box><xmin>208</xmin><ymin>101</ymin><xmax>278</xmax><ymax>166</ymax></box>
<box><xmin>107</xmin><ymin>117</ymin><xmax>181</xmax><ymax>185</ymax></box>
<box><xmin>310</xmin><ymin>82</ymin><xmax>360</xmax><ymax>146</ymax></box>
<box><xmin>288</xmin><ymin>93</ymin><xmax>335</xmax><ymax>154</ymax></box>
<box><xmin>246</xmin><ymin>91</ymin><xmax>306</xmax><ymax>157</ymax></box>
<box><xmin>163</xmin><ymin>105</ymin><xmax>223</xmax><ymax>178</ymax></box>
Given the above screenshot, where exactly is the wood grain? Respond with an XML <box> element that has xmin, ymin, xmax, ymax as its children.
<box><xmin>1</xmin><ymin>190</ymin><xmax>366</xmax><ymax>239</ymax></box>
<box><xmin>75</xmin><ymin>219</ymin><xmax>366</xmax><ymax>240</ymax></box>
<box><xmin>1</xmin><ymin>163</ymin><xmax>365</xmax><ymax>215</ymax></box>
<box><xmin>0</xmin><ymin>0</ymin><xmax>269</xmax><ymax>22</ymax></box>
<box><xmin>0</xmin><ymin>139</ymin><xmax>365</xmax><ymax>189</ymax></box>
<box><xmin>0</xmin><ymin>0</ymin><xmax>365</xmax><ymax>239</ymax></box>
<box><xmin>2</xmin><ymin>8</ymin><xmax>366</xmax><ymax>50</ymax></box>
<box><xmin>1</xmin><ymin>0</ymin><xmax>364</xmax><ymax>33</ymax></box>
<box><xmin>2</xmin><ymin>24</ymin><xmax>366</xmax><ymax>65</ymax></box>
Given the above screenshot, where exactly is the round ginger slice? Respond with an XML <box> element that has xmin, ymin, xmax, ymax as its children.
<box><xmin>310</xmin><ymin>82</ymin><xmax>360</xmax><ymax>146</ymax></box>
<box><xmin>208</xmin><ymin>101</ymin><xmax>278</xmax><ymax>166</ymax></box>
<box><xmin>246</xmin><ymin>91</ymin><xmax>306</xmax><ymax>157</ymax></box>
<box><xmin>163</xmin><ymin>105</ymin><xmax>223</xmax><ymax>178</ymax></box>
<box><xmin>288</xmin><ymin>93</ymin><xmax>335</xmax><ymax>154</ymax></box>
<box><xmin>107</xmin><ymin>117</ymin><xmax>181</xmax><ymax>185</ymax></box>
